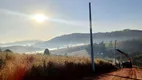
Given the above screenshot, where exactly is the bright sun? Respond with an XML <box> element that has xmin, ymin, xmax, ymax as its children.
<box><xmin>33</xmin><ymin>14</ymin><xmax>47</xmax><ymax>23</ymax></box>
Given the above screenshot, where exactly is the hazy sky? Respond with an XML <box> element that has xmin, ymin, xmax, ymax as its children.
<box><xmin>0</xmin><ymin>0</ymin><xmax>142</xmax><ymax>43</ymax></box>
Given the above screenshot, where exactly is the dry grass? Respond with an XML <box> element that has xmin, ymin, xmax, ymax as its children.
<box><xmin>0</xmin><ymin>52</ymin><xmax>116</xmax><ymax>80</ymax></box>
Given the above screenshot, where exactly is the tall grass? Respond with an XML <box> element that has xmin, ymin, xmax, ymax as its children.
<box><xmin>0</xmin><ymin>52</ymin><xmax>116</xmax><ymax>80</ymax></box>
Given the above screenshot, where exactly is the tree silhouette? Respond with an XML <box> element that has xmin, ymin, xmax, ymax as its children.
<box><xmin>44</xmin><ymin>48</ymin><xmax>50</xmax><ymax>55</ymax></box>
<box><xmin>4</xmin><ymin>49</ymin><xmax>13</xmax><ymax>53</ymax></box>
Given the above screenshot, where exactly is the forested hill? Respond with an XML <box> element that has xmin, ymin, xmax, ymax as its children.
<box><xmin>34</xmin><ymin>29</ymin><xmax>142</xmax><ymax>48</ymax></box>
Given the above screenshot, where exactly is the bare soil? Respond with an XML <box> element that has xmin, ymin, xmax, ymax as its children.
<box><xmin>82</xmin><ymin>68</ymin><xmax>142</xmax><ymax>80</ymax></box>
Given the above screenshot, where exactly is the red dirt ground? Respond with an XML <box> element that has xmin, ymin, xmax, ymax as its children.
<box><xmin>82</xmin><ymin>68</ymin><xmax>142</xmax><ymax>80</ymax></box>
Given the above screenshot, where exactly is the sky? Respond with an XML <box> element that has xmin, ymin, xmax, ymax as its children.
<box><xmin>0</xmin><ymin>0</ymin><xmax>142</xmax><ymax>43</ymax></box>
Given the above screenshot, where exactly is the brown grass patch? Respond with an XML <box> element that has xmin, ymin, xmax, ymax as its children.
<box><xmin>0</xmin><ymin>52</ymin><xmax>116</xmax><ymax>80</ymax></box>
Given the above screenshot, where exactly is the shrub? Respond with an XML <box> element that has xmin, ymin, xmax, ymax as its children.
<box><xmin>44</xmin><ymin>48</ymin><xmax>50</xmax><ymax>55</ymax></box>
<box><xmin>4</xmin><ymin>49</ymin><xmax>13</xmax><ymax>53</ymax></box>
<box><xmin>0</xmin><ymin>53</ymin><xmax>116</xmax><ymax>80</ymax></box>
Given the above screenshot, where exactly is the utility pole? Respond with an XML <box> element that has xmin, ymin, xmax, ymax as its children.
<box><xmin>114</xmin><ymin>40</ymin><xmax>117</xmax><ymax>65</ymax></box>
<box><xmin>89</xmin><ymin>2</ymin><xmax>95</xmax><ymax>72</ymax></box>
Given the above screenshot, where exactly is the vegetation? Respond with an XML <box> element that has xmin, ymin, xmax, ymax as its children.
<box><xmin>129</xmin><ymin>52</ymin><xmax>142</xmax><ymax>67</ymax></box>
<box><xmin>0</xmin><ymin>52</ymin><xmax>116</xmax><ymax>80</ymax></box>
<box><xmin>85</xmin><ymin>39</ymin><xmax>142</xmax><ymax>59</ymax></box>
<box><xmin>36</xmin><ymin>29</ymin><xmax>142</xmax><ymax>48</ymax></box>
<box><xmin>44</xmin><ymin>48</ymin><xmax>50</xmax><ymax>55</ymax></box>
<box><xmin>115</xmin><ymin>51</ymin><xmax>142</xmax><ymax>67</ymax></box>
<box><xmin>117</xmin><ymin>39</ymin><xmax>142</xmax><ymax>53</ymax></box>
<box><xmin>4</xmin><ymin>49</ymin><xmax>13</xmax><ymax>53</ymax></box>
<box><xmin>0</xmin><ymin>48</ymin><xmax>2</xmax><ymax>52</ymax></box>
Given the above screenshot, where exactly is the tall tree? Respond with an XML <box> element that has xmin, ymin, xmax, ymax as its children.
<box><xmin>98</xmin><ymin>41</ymin><xmax>106</xmax><ymax>53</ymax></box>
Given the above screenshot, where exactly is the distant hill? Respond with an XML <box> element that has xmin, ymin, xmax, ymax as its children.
<box><xmin>1</xmin><ymin>29</ymin><xmax>142</xmax><ymax>53</ymax></box>
<box><xmin>0</xmin><ymin>40</ymin><xmax>43</xmax><ymax>47</ymax></box>
<box><xmin>34</xmin><ymin>29</ymin><xmax>142</xmax><ymax>48</ymax></box>
<box><xmin>1</xmin><ymin>46</ymin><xmax>43</xmax><ymax>53</ymax></box>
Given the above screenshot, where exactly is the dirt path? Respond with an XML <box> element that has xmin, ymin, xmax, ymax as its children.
<box><xmin>96</xmin><ymin>68</ymin><xmax>142</xmax><ymax>80</ymax></box>
<box><xmin>81</xmin><ymin>68</ymin><xmax>142</xmax><ymax>80</ymax></box>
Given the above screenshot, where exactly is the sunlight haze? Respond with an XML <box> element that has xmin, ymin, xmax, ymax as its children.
<box><xmin>0</xmin><ymin>0</ymin><xmax>142</xmax><ymax>42</ymax></box>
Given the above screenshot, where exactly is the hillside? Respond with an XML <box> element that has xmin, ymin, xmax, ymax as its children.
<box><xmin>1</xmin><ymin>46</ymin><xmax>43</xmax><ymax>53</ymax></box>
<box><xmin>34</xmin><ymin>29</ymin><xmax>142</xmax><ymax>48</ymax></box>
<box><xmin>0</xmin><ymin>40</ymin><xmax>42</xmax><ymax>47</ymax></box>
<box><xmin>1</xmin><ymin>29</ymin><xmax>142</xmax><ymax>53</ymax></box>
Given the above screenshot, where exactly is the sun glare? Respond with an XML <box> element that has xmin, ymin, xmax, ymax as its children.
<box><xmin>33</xmin><ymin>14</ymin><xmax>47</xmax><ymax>23</ymax></box>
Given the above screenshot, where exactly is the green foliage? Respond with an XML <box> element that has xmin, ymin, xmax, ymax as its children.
<box><xmin>86</xmin><ymin>39</ymin><xmax>142</xmax><ymax>58</ymax></box>
<box><xmin>117</xmin><ymin>39</ymin><xmax>142</xmax><ymax>53</ymax></box>
<box><xmin>132</xmin><ymin>53</ymin><xmax>142</xmax><ymax>67</ymax></box>
<box><xmin>86</xmin><ymin>41</ymin><xmax>106</xmax><ymax>56</ymax></box>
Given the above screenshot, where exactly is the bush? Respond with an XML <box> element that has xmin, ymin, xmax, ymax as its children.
<box><xmin>44</xmin><ymin>49</ymin><xmax>50</xmax><ymax>55</ymax></box>
<box><xmin>4</xmin><ymin>49</ymin><xmax>13</xmax><ymax>53</ymax></box>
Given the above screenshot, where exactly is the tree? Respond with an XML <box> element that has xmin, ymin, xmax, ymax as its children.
<box><xmin>108</xmin><ymin>41</ymin><xmax>113</xmax><ymax>49</ymax></box>
<box><xmin>93</xmin><ymin>43</ymin><xmax>99</xmax><ymax>53</ymax></box>
<box><xmin>44</xmin><ymin>48</ymin><xmax>50</xmax><ymax>55</ymax></box>
<box><xmin>4</xmin><ymin>49</ymin><xmax>13</xmax><ymax>52</ymax></box>
<box><xmin>98</xmin><ymin>41</ymin><xmax>106</xmax><ymax>53</ymax></box>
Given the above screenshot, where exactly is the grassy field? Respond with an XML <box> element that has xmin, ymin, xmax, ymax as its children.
<box><xmin>0</xmin><ymin>52</ymin><xmax>116</xmax><ymax>80</ymax></box>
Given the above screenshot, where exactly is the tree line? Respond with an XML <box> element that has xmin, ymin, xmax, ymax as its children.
<box><xmin>86</xmin><ymin>39</ymin><xmax>142</xmax><ymax>58</ymax></box>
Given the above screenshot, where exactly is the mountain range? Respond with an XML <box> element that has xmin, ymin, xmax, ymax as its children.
<box><xmin>1</xmin><ymin>29</ymin><xmax>142</xmax><ymax>53</ymax></box>
<box><xmin>34</xmin><ymin>29</ymin><xmax>142</xmax><ymax>48</ymax></box>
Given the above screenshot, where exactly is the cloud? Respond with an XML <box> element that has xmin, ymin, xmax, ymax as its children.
<box><xmin>0</xmin><ymin>8</ymin><xmax>30</xmax><ymax>18</ymax></box>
